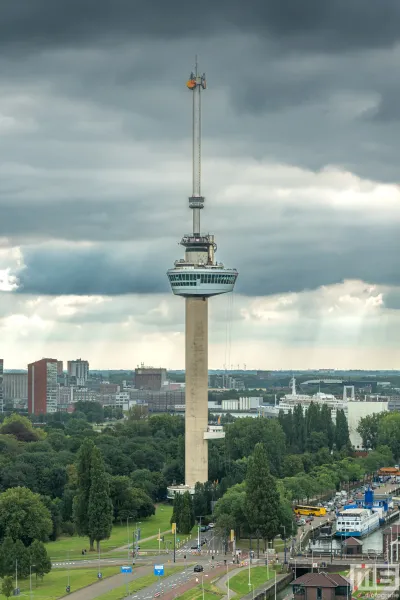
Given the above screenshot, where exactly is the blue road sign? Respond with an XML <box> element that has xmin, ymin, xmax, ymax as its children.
<box><xmin>154</xmin><ymin>564</ymin><xmax>164</xmax><ymax>576</ymax></box>
<box><xmin>121</xmin><ymin>566</ymin><xmax>132</xmax><ymax>574</ymax></box>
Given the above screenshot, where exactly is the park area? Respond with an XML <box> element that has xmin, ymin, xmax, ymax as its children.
<box><xmin>177</xmin><ymin>582</ymin><xmax>224</xmax><ymax>600</ymax></box>
<box><xmin>0</xmin><ymin>564</ymin><xmax>183</xmax><ymax>600</ymax></box>
<box><xmin>229</xmin><ymin>566</ymin><xmax>277</xmax><ymax>596</ymax></box>
<box><xmin>45</xmin><ymin>504</ymin><xmax>173</xmax><ymax>560</ymax></box>
<box><xmin>0</xmin><ymin>566</ymin><xmax>121</xmax><ymax>600</ymax></box>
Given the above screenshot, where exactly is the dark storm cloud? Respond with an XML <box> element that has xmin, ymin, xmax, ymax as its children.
<box><xmin>1</xmin><ymin>0</ymin><xmax>400</xmax><ymax>305</ymax></box>
<box><xmin>0</xmin><ymin>198</ymin><xmax>178</xmax><ymax>244</ymax></box>
<box><xmin>10</xmin><ymin>203</ymin><xmax>400</xmax><ymax>297</ymax></box>
<box><xmin>1</xmin><ymin>1</ymin><xmax>400</xmax><ymax>54</ymax></box>
<box><xmin>228</xmin><ymin>218</ymin><xmax>400</xmax><ymax>297</ymax></box>
<box><xmin>14</xmin><ymin>244</ymin><xmax>170</xmax><ymax>295</ymax></box>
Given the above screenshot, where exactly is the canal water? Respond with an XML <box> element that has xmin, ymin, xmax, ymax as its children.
<box><xmin>310</xmin><ymin>515</ymin><xmax>400</xmax><ymax>555</ymax></box>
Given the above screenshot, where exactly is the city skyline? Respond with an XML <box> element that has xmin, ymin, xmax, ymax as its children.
<box><xmin>1</xmin><ymin>2</ymin><xmax>400</xmax><ymax>369</ymax></box>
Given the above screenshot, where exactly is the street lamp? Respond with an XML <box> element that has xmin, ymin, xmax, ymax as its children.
<box><xmin>390</xmin><ymin>526</ymin><xmax>393</xmax><ymax>565</ymax></box>
<box><xmin>280</xmin><ymin>525</ymin><xmax>287</xmax><ymax>564</ymax></box>
<box><xmin>196</xmin><ymin>516</ymin><xmax>204</xmax><ymax>551</ymax></box>
<box><xmin>248</xmin><ymin>553</ymin><xmax>251</xmax><ymax>590</ymax></box>
<box><xmin>126</xmin><ymin>516</ymin><xmax>134</xmax><ymax>562</ymax></box>
<box><xmin>29</xmin><ymin>564</ymin><xmax>36</xmax><ymax>600</ymax></box>
<box><xmin>134</xmin><ymin>521</ymin><xmax>142</xmax><ymax>562</ymax></box>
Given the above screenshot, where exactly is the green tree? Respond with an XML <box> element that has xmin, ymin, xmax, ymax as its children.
<box><xmin>305</xmin><ymin>431</ymin><xmax>326</xmax><ymax>454</ymax></box>
<box><xmin>171</xmin><ymin>493</ymin><xmax>183</xmax><ymax>532</ymax></box>
<box><xmin>0</xmin><ymin>487</ymin><xmax>52</xmax><ymax>545</ymax></box>
<box><xmin>13</xmin><ymin>540</ymin><xmax>30</xmax><ymax>578</ymax></box>
<box><xmin>0</xmin><ymin>538</ymin><xmax>16</xmax><ymax>578</ymax></box>
<box><xmin>192</xmin><ymin>482</ymin><xmax>213</xmax><ymax>518</ymax></box>
<box><xmin>178</xmin><ymin>492</ymin><xmax>195</xmax><ymax>535</ymax></box>
<box><xmin>245</xmin><ymin>443</ymin><xmax>280</xmax><ymax>544</ymax></box>
<box><xmin>74</xmin><ymin>402</ymin><xmax>104</xmax><ymax>424</ymax></box>
<box><xmin>87</xmin><ymin>447</ymin><xmax>113</xmax><ymax>552</ymax></box>
<box><xmin>282</xmin><ymin>455</ymin><xmax>304</xmax><ymax>478</ymax></box>
<box><xmin>292</xmin><ymin>405</ymin><xmax>306</xmax><ymax>453</ymax></box>
<box><xmin>214</xmin><ymin>484</ymin><xmax>247</xmax><ymax>536</ymax></box>
<box><xmin>0</xmin><ymin>414</ymin><xmax>40</xmax><ymax>442</ymax></box>
<box><xmin>40</xmin><ymin>496</ymin><xmax>62</xmax><ymax>541</ymax></box>
<box><xmin>335</xmin><ymin>409</ymin><xmax>350</xmax><ymax>450</ymax></box>
<box><xmin>377</xmin><ymin>413</ymin><xmax>400</xmax><ymax>460</ymax></box>
<box><xmin>73</xmin><ymin>438</ymin><xmax>95</xmax><ymax>540</ymax></box>
<box><xmin>1</xmin><ymin>576</ymin><xmax>13</xmax><ymax>599</ymax></box>
<box><xmin>30</xmin><ymin>540</ymin><xmax>51</xmax><ymax>580</ymax></box>
<box><xmin>357</xmin><ymin>413</ymin><xmax>383</xmax><ymax>450</ymax></box>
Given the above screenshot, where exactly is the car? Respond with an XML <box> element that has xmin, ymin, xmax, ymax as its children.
<box><xmin>208</xmin><ymin>523</ymin><xmax>215</xmax><ymax>528</ymax></box>
<box><xmin>200</xmin><ymin>526</ymin><xmax>209</xmax><ymax>532</ymax></box>
<box><xmin>194</xmin><ymin>565</ymin><xmax>204</xmax><ymax>572</ymax></box>
<box><xmin>298</xmin><ymin>518</ymin><xmax>306</xmax><ymax>526</ymax></box>
<box><xmin>191</xmin><ymin>544</ymin><xmax>199</xmax><ymax>549</ymax></box>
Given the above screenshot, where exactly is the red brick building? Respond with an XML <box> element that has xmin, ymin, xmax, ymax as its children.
<box><xmin>292</xmin><ymin>573</ymin><xmax>351</xmax><ymax>600</ymax></box>
<box><xmin>28</xmin><ymin>358</ymin><xmax>58</xmax><ymax>415</ymax></box>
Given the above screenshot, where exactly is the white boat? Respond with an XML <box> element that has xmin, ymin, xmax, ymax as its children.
<box><xmin>278</xmin><ymin>378</ymin><xmax>347</xmax><ymax>422</ymax></box>
<box><xmin>335</xmin><ymin>508</ymin><xmax>380</xmax><ymax>538</ymax></box>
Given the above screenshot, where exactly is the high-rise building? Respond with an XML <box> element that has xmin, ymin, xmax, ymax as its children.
<box><xmin>167</xmin><ymin>64</ymin><xmax>238</xmax><ymax>487</ymax></box>
<box><xmin>134</xmin><ymin>367</ymin><xmax>166</xmax><ymax>391</ymax></box>
<box><xmin>3</xmin><ymin>373</ymin><xmax>28</xmax><ymax>404</ymax></box>
<box><xmin>28</xmin><ymin>358</ymin><xmax>58</xmax><ymax>415</ymax></box>
<box><xmin>0</xmin><ymin>360</ymin><xmax>3</xmax><ymax>413</ymax></box>
<box><xmin>67</xmin><ymin>359</ymin><xmax>89</xmax><ymax>385</ymax></box>
<box><xmin>57</xmin><ymin>361</ymin><xmax>63</xmax><ymax>376</ymax></box>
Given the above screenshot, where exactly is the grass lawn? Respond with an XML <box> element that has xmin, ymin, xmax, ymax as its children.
<box><xmin>94</xmin><ymin>566</ymin><xmax>183</xmax><ymax>600</ymax></box>
<box><xmin>0</xmin><ymin>566</ymin><xmax>120</xmax><ymax>600</ymax></box>
<box><xmin>229</xmin><ymin>566</ymin><xmax>277</xmax><ymax>596</ymax></box>
<box><xmin>46</xmin><ymin>504</ymin><xmax>173</xmax><ymax>560</ymax></box>
<box><xmin>139</xmin><ymin>525</ymin><xmax>197</xmax><ymax>551</ymax></box>
<box><xmin>140</xmin><ymin>531</ymin><xmax>191</xmax><ymax>550</ymax></box>
<box><xmin>235</xmin><ymin>538</ymin><xmax>285</xmax><ymax>552</ymax></box>
<box><xmin>176</xmin><ymin>582</ymin><xmax>223</xmax><ymax>600</ymax></box>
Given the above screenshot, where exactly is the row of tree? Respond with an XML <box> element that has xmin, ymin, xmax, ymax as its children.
<box><xmin>278</xmin><ymin>404</ymin><xmax>350</xmax><ymax>453</ymax></box>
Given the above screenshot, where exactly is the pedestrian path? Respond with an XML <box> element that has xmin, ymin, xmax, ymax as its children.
<box><xmin>112</xmin><ymin>530</ymin><xmax>172</xmax><ymax>552</ymax></box>
<box><xmin>60</xmin><ymin>565</ymin><xmax>152</xmax><ymax>600</ymax></box>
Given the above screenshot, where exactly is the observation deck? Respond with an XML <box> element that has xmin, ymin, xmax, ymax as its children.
<box><xmin>167</xmin><ymin>263</ymin><xmax>238</xmax><ymax>297</ymax></box>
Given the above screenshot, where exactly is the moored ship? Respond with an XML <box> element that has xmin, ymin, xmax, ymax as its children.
<box><xmin>335</xmin><ymin>507</ymin><xmax>380</xmax><ymax>538</ymax></box>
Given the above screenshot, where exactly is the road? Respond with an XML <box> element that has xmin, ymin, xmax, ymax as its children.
<box><xmin>62</xmin><ymin>558</ymin><xmax>238</xmax><ymax>600</ymax></box>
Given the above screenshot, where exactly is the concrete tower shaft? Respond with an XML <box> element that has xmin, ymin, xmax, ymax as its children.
<box><xmin>185</xmin><ymin>297</ymin><xmax>208</xmax><ymax>486</ymax></box>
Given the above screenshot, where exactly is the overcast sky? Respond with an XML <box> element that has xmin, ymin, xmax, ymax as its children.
<box><xmin>1</xmin><ymin>0</ymin><xmax>400</xmax><ymax>370</ymax></box>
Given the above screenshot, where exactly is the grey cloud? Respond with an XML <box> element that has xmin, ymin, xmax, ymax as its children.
<box><xmin>8</xmin><ymin>201</ymin><xmax>400</xmax><ymax>298</ymax></box>
<box><xmin>1</xmin><ymin>1</ymin><xmax>400</xmax><ymax>306</ymax></box>
<box><xmin>383</xmin><ymin>289</ymin><xmax>400</xmax><ymax>310</ymax></box>
<box><xmin>14</xmin><ymin>244</ymin><xmax>171</xmax><ymax>295</ymax></box>
<box><xmin>0</xmin><ymin>198</ymin><xmax>180</xmax><ymax>244</ymax></box>
<box><xmin>1</xmin><ymin>1</ymin><xmax>400</xmax><ymax>55</ymax></box>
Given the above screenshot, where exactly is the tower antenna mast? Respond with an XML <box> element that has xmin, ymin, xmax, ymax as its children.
<box><xmin>187</xmin><ymin>57</ymin><xmax>206</xmax><ymax>236</ymax></box>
